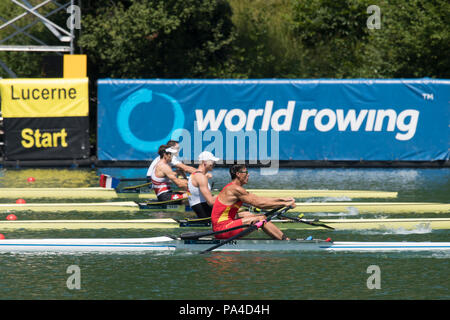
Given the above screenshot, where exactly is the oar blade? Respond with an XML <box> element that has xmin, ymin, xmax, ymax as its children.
<box><xmin>311</xmin><ymin>222</ymin><xmax>335</xmax><ymax>230</ymax></box>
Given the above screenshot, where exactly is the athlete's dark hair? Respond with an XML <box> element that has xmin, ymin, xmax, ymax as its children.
<box><xmin>229</xmin><ymin>164</ymin><xmax>247</xmax><ymax>179</ymax></box>
<box><xmin>166</xmin><ymin>140</ymin><xmax>178</xmax><ymax>147</ymax></box>
<box><xmin>158</xmin><ymin>145</ymin><xmax>169</xmax><ymax>158</ymax></box>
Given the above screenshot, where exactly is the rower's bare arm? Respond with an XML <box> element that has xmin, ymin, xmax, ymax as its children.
<box><xmin>236</xmin><ymin>211</ymin><xmax>262</xmax><ymax>218</ymax></box>
<box><xmin>163</xmin><ymin>166</ymin><xmax>188</xmax><ymax>190</ymax></box>
<box><xmin>237</xmin><ymin>188</ymin><xmax>295</xmax><ymax>209</ymax></box>
<box><xmin>176</xmin><ymin>163</ymin><xmax>197</xmax><ymax>174</ymax></box>
<box><xmin>197</xmin><ymin>174</ymin><xmax>216</xmax><ymax>206</ymax></box>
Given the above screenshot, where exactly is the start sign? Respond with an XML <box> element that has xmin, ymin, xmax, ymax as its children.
<box><xmin>0</xmin><ymin>78</ymin><xmax>90</xmax><ymax>160</ymax></box>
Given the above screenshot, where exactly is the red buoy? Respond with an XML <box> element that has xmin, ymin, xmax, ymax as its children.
<box><xmin>6</xmin><ymin>214</ymin><xmax>17</xmax><ymax>221</ymax></box>
<box><xmin>0</xmin><ymin>234</ymin><xmax>5</xmax><ymax>240</ymax></box>
<box><xmin>27</xmin><ymin>177</ymin><xmax>36</xmax><ymax>183</ymax></box>
<box><xmin>16</xmin><ymin>198</ymin><xmax>26</xmax><ymax>204</ymax></box>
<box><xmin>325</xmin><ymin>237</ymin><xmax>332</xmax><ymax>242</ymax></box>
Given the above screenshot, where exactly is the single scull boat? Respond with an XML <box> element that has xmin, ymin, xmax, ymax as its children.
<box><xmin>0</xmin><ymin>236</ymin><xmax>449</xmax><ymax>253</ymax></box>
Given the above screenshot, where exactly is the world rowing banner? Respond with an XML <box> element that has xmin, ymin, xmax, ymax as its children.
<box><xmin>0</xmin><ymin>78</ymin><xmax>90</xmax><ymax>160</ymax></box>
<box><xmin>97</xmin><ymin>79</ymin><xmax>449</xmax><ymax>162</ymax></box>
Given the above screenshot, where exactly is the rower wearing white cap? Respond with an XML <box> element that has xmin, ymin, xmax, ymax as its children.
<box><xmin>151</xmin><ymin>144</ymin><xmax>189</xmax><ymax>201</ymax></box>
<box><xmin>188</xmin><ymin>151</ymin><xmax>219</xmax><ymax>218</ymax></box>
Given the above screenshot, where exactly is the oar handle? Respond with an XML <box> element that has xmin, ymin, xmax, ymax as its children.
<box><xmin>122</xmin><ymin>182</ymin><xmax>152</xmax><ymax>190</ymax></box>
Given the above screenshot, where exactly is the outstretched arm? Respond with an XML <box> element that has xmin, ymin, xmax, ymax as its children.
<box><xmin>235</xmin><ymin>186</ymin><xmax>295</xmax><ymax>209</ymax></box>
<box><xmin>161</xmin><ymin>165</ymin><xmax>188</xmax><ymax>190</ymax></box>
<box><xmin>175</xmin><ymin>162</ymin><xmax>197</xmax><ymax>174</ymax></box>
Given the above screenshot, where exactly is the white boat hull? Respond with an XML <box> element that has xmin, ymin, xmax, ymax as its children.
<box><xmin>0</xmin><ymin>237</ymin><xmax>176</xmax><ymax>253</ymax></box>
<box><xmin>0</xmin><ymin>237</ymin><xmax>449</xmax><ymax>253</ymax></box>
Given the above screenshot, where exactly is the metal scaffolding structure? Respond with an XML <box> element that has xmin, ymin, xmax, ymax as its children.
<box><xmin>0</xmin><ymin>0</ymin><xmax>79</xmax><ymax>77</ymax></box>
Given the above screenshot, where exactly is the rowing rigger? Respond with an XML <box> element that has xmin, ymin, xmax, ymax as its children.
<box><xmin>0</xmin><ymin>236</ymin><xmax>449</xmax><ymax>253</ymax></box>
<box><xmin>1</xmin><ymin>217</ymin><xmax>450</xmax><ymax>230</ymax></box>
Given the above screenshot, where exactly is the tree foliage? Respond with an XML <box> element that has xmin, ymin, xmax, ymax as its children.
<box><xmin>225</xmin><ymin>0</ymin><xmax>303</xmax><ymax>78</ymax></box>
<box><xmin>0</xmin><ymin>0</ymin><xmax>448</xmax><ymax>79</ymax></box>
<box><xmin>290</xmin><ymin>0</ymin><xmax>373</xmax><ymax>77</ymax></box>
<box><xmin>78</xmin><ymin>0</ymin><xmax>235</xmax><ymax>78</ymax></box>
<box><xmin>367</xmin><ymin>0</ymin><xmax>450</xmax><ymax>78</ymax></box>
<box><xmin>288</xmin><ymin>0</ymin><xmax>449</xmax><ymax>78</ymax></box>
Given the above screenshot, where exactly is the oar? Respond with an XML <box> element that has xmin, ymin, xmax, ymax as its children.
<box><xmin>141</xmin><ymin>195</ymin><xmax>188</xmax><ymax>206</ymax></box>
<box><xmin>121</xmin><ymin>181</ymin><xmax>152</xmax><ymax>191</ymax></box>
<box><xmin>100</xmin><ymin>174</ymin><xmax>188</xmax><ymax>189</ymax></box>
<box><xmin>114</xmin><ymin>177</ymin><xmax>187</xmax><ymax>193</ymax></box>
<box><xmin>280</xmin><ymin>213</ymin><xmax>335</xmax><ymax>230</ymax></box>
<box><xmin>200</xmin><ymin>206</ymin><xmax>290</xmax><ymax>254</ymax></box>
<box><xmin>183</xmin><ymin>217</ymin><xmax>211</xmax><ymax>223</ymax></box>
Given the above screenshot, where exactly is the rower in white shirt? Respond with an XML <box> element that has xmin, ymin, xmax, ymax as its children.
<box><xmin>146</xmin><ymin>140</ymin><xmax>196</xmax><ymax>180</ymax></box>
<box><xmin>188</xmin><ymin>151</ymin><xmax>219</xmax><ymax>218</ymax></box>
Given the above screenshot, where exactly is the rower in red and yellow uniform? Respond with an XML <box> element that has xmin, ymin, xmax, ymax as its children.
<box><xmin>211</xmin><ymin>164</ymin><xmax>296</xmax><ymax>240</ymax></box>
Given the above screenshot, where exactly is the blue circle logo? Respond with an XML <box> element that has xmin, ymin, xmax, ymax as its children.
<box><xmin>116</xmin><ymin>89</ymin><xmax>185</xmax><ymax>152</ymax></box>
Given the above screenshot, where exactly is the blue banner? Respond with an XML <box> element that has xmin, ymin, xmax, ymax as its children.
<box><xmin>97</xmin><ymin>79</ymin><xmax>449</xmax><ymax>162</ymax></box>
